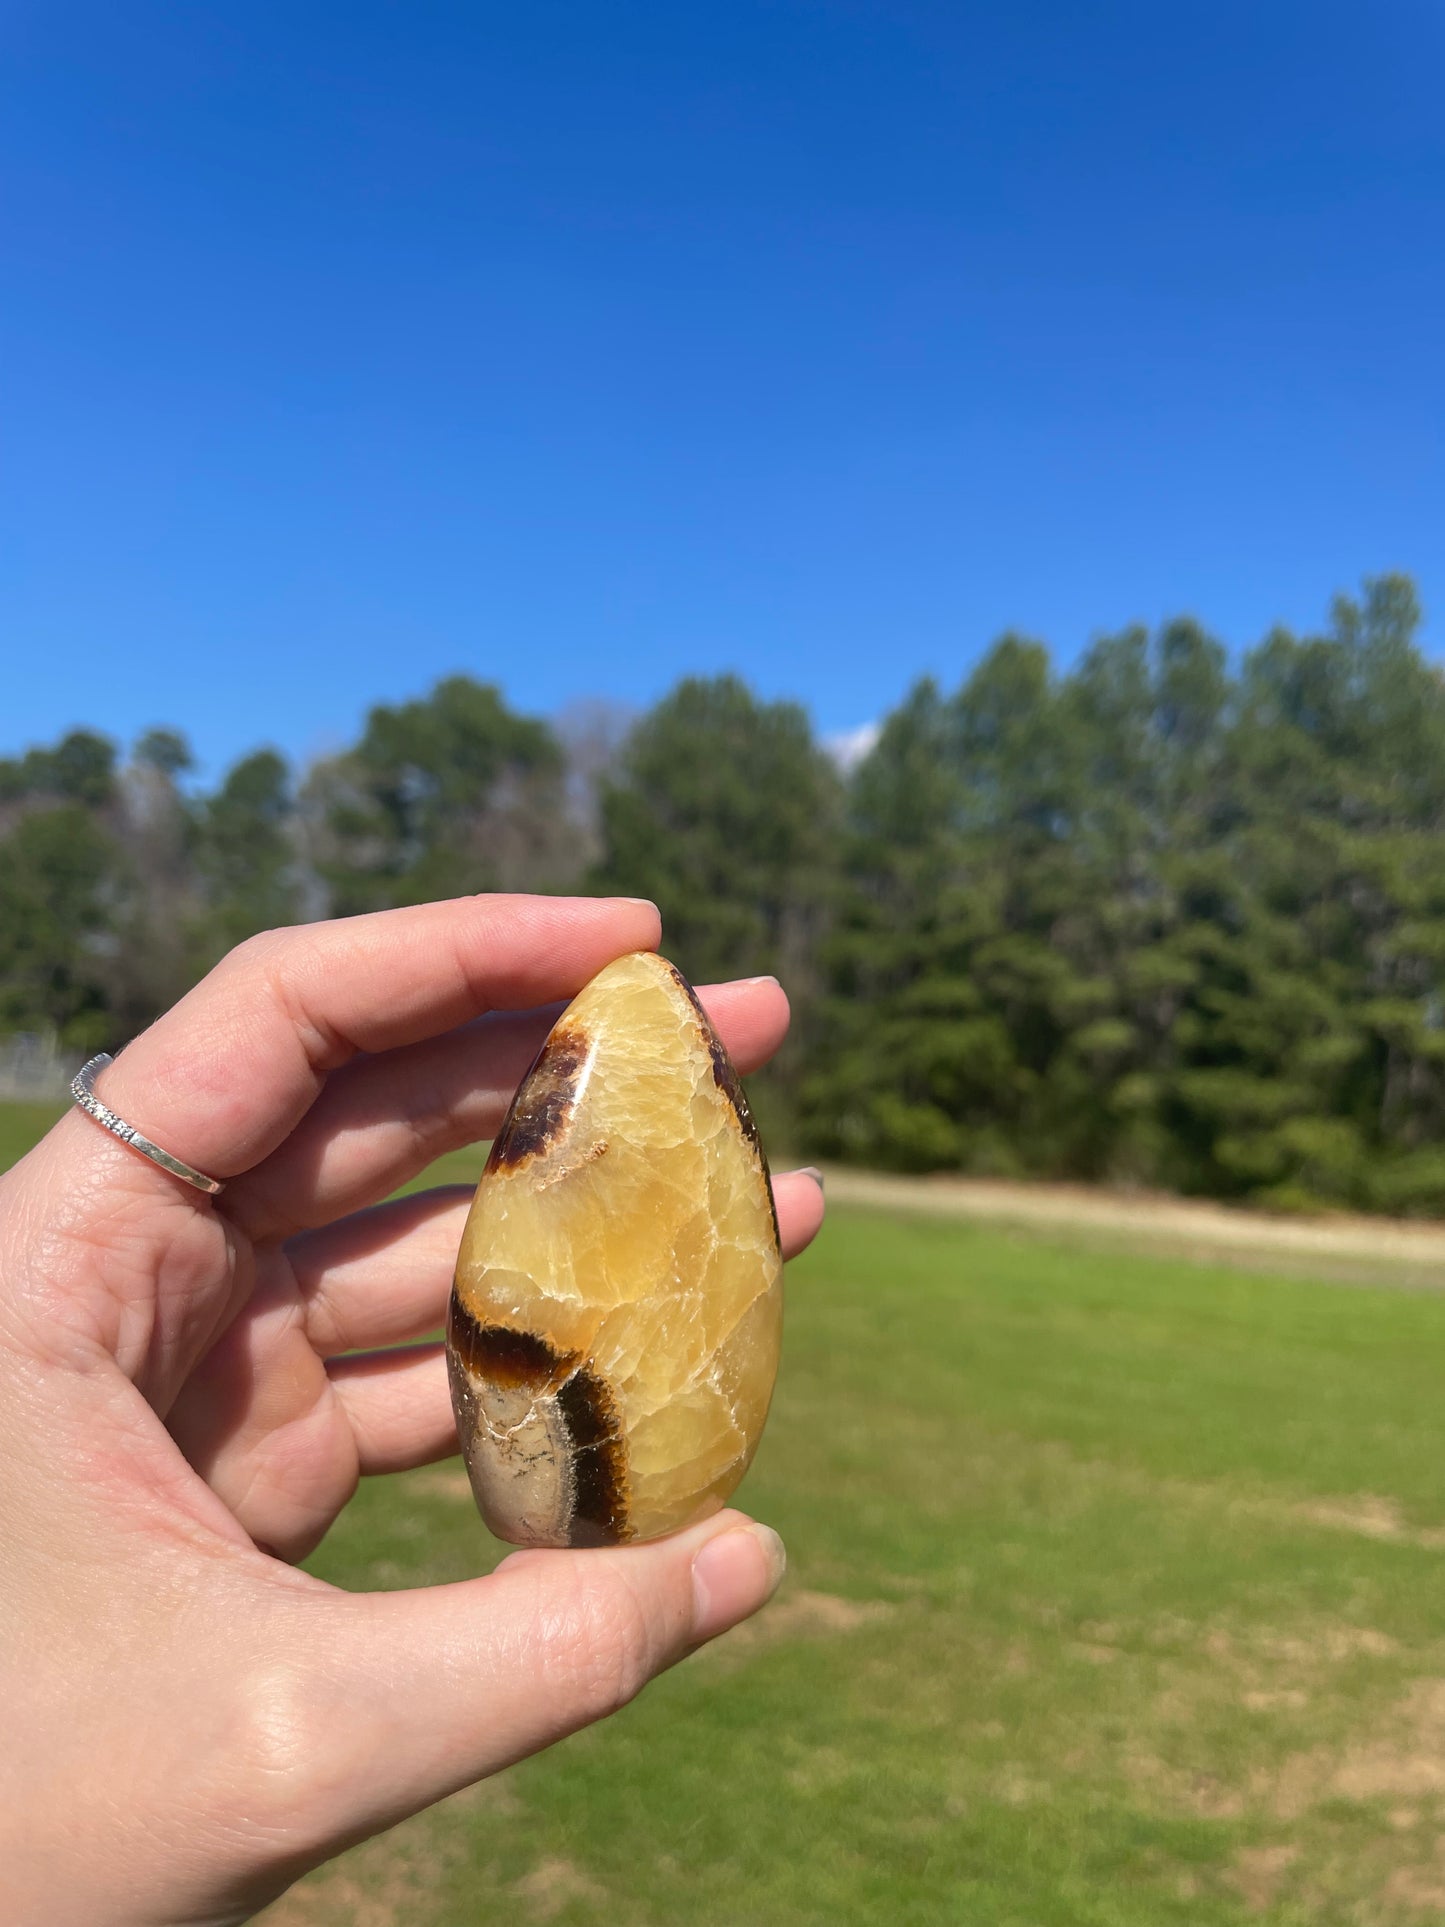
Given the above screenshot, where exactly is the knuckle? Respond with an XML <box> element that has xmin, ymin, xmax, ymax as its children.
<box><xmin>211</xmin><ymin>1643</ymin><xmax>381</xmax><ymax>1867</ymax></box>
<box><xmin>217</xmin><ymin>1660</ymin><xmax>337</xmax><ymax>1843</ymax></box>
<box><xmin>222</xmin><ymin>926</ymin><xmax>288</xmax><ymax>979</ymax></box>
<box><xmin>547</xmin><ymin>1564</ymin><xmax>661</xmax><ymax>1721</ymax></box>
<box><xmin>224</xmin><ymin>928</ymin><xmax>345</xmax><ymax>1066</ymax></box>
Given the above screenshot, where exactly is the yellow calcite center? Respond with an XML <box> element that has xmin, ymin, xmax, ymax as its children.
<box><xmin>448</xmin><ymin>950</ymin><xmax>783</xmax><ymax>1547</ymax></box>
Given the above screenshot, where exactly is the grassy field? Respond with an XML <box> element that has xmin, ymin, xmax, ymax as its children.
<box><xmin>8</xmin><ymin>1107</ymin><xmax>1445</xmax><ymax>1921</ymax></box>
<box><xmin>0</xmin><ymin>1097</ymin><xmax>63</xmax><ymax>1171</ymax></box>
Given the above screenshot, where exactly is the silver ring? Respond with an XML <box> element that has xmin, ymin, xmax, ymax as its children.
<box><xmin>69</xmin><ymin>1053</ymin><xmax>225</xmax><ymax>1197</ymax></box>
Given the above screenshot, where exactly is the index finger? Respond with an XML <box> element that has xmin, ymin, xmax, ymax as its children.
<box><xmin>67</xmin><ymin>895</ymin><xmax>662</xmax><ymax>1186</ymax></box>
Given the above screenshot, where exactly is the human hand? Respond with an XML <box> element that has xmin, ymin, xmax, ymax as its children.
<box><xmin>0</xmin><ymin>896</ymin><xmax>825</xmax><ymax>1927</ymax></box>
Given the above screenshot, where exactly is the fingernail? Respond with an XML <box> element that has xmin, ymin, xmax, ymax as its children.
<box><xmin>800</xmin><ymin>1166</ymin><xmax>825</xmax><ymax>1193</ymax></box>
<box><xmin>619</xmin><ymin>897</ymin><xmax>659</xmax><ymax>911</ymax></box>
<box><xmin>742</xmin><ymin>974</ymin><xmax>781</xmax><ymax>988</ymax></box>
<box><xmin>691</xmin><ymin>1523</ymin><xmax>787</xmax><ymax>1642</ymax></box>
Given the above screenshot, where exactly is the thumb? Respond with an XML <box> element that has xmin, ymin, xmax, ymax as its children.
<box><xmin>285</xmin><ymin>1508</ymin><xmax>786</xmax><ymax>1850</ymax></box>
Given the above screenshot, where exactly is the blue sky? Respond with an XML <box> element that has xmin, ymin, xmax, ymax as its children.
<box><xmin>2</xmin><ymin>1</ymin><xmax>1441</xmax><ymax>780</ymax></box>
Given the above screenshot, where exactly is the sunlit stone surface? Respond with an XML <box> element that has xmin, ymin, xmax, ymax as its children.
<box><xmin>447</xmin><ymin>951</ymin><xmax>783</xmax><ymax>1547</ymax></box>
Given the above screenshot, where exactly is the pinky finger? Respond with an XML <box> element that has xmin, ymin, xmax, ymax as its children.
<box><xmin>773</xmin><ymin>1167</ymin><xmax>826</xmax><ymax>1258</ymax></box>
<box><xmin>329</xmin><ymin>1343</ymin><xmax>458</xmax><ymax>1475</ymax></box>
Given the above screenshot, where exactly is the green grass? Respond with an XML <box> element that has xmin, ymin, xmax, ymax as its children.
<box><xmin>6</xmin><ymin>1103</ymin><xmax>1445</xmax><ymax>1922</ymax></box>
<box><xmin>286</xmin><ymin>1212</ymin><xmax>1445</xmax><ymax>1927</ymax></box>
<box><xmin>0</xmin><ymin>1098</ymin><xmax>63</xmax><ymax>1171</ymax></box>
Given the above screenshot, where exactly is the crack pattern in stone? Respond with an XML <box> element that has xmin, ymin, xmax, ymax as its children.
<box><xmin>447</xmin><ymin>950</ymin><xmax>784</xmax><ymax>1547</ymax></box>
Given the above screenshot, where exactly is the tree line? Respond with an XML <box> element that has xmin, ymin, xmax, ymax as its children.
<box><xmin>4</xmin><ymin>573</ymin><xmax>1443</xmax><ymax>1214</ymax></box>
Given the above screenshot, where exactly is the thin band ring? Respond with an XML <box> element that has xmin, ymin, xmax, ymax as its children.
<box><xmin>69</xmin><ymin>1054</ymin><xmax>226</xmax><ymax>1197</ymax></box>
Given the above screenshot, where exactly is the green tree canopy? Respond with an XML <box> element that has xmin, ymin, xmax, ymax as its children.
<box><xmin>194</xmin><ymin>749</ymin><xmax>301</xmax><ymax>954</ymax></box>
<box><xmin>0</xmin><ymin>729</ymin><xmax>118</xmax><ymax>808</ymax></box>
<box><xmin>591</xmin><ymin>674</ymin><xmax>842</xmax><ymax>987</ymax></box>
<box><xmin>307</xmin><ymin>676</ymin><xmax>570</xmax><ymax>912</ymax></box>
<box><xmin>4</xmin><ymin>576</ymin><xmax>1444</xmax><ymax>1214</ymax></box>
<box><xmin>0</xmin><ymin>804</ymin><xmax>119</xmax><ymax>1048</ymax></box>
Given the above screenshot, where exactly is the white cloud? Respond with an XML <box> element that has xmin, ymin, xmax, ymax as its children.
<box><xmin>825</xmin><ymin>721</ymin><xmax>880</xmax><ymax>772</ymax></box>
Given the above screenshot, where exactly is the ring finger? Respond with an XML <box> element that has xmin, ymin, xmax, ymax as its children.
<box><xmin>290</xmin><ymin>1168</ymin><xmax>828</xmax><ymax>1359</ymax></box>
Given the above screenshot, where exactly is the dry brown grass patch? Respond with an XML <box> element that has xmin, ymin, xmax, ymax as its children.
<box><xmin>405</xmin><ymin>1465</ymin><xmax>474</xmax><ymax>1503</ymax></box>
<box><xmin>260</xmin><ymin>1778</ymin><xmax>520</xmax><ymax>1926</ymax></box>
<box><xmin>513</xmin><ymin>1857</ymin><xmax>606</xmax><ymax>1920</ymax></box>
<box><xmin>704</xmin><ymin>1585</ymin><xmax>895</xmax><ymax>1660</ymax></box>
<box><xmin>1226</xmin><ymin>1843</ymin><xmax>1300</xmax><ymax>1912</ymax></box>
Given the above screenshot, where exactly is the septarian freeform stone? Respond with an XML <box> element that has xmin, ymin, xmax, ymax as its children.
<box><xmin>447</xmin><ymin>950</ymin><xmax>783</xmax><ymax>1548</ymax></box>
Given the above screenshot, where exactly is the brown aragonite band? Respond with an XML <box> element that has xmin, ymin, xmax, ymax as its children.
<box><xmin>445</xmin><ymin>1296</ymin><xmax>629</xmax><ymax>1548</ymax></box>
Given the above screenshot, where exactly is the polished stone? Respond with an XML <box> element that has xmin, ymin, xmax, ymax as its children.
<box><xmin>447</xmin><ymin>950</ymin><xmax>783</xmax><ymax>1547</ymax></box>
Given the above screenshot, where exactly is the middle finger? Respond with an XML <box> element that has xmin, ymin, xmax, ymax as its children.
<box><xmin>228</xmin><ymin>975</ymin><xmax>791</xmax><ymax>1243</ymax></box>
